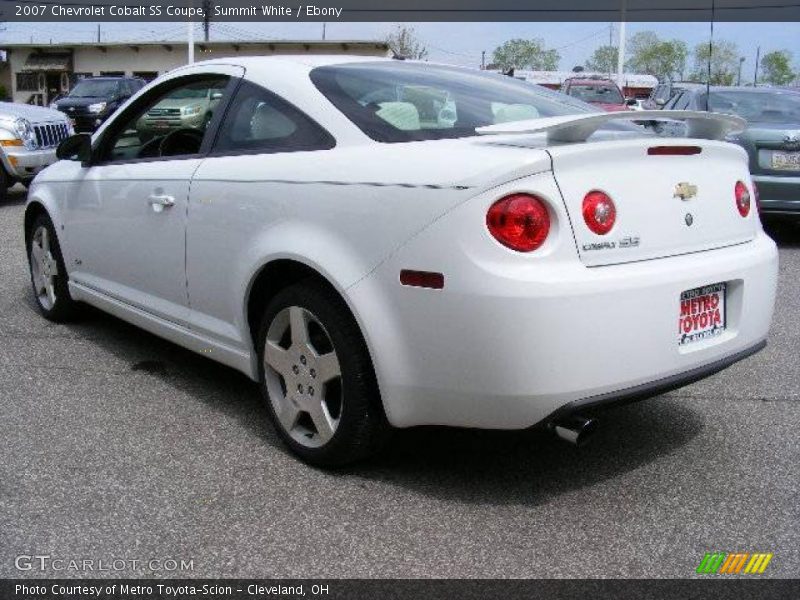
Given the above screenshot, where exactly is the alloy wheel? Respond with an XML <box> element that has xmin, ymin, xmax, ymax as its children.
<box><xmin>30</xmin><ymin>225</ymin><xmax>59</xmax><ymax>311</ymax></box>
<box><xmin>263</xmin><ymin>305</ymin><xmax>343</xmax><ymax>448</ymax></box>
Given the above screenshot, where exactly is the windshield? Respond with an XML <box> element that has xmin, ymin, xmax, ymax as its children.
<box><xmin>166</xmin><ymin>86</ymin><xmax>209</xmax><ymax>100</ymax></box>
<box><xmin>707</xmin><ymin>90</ymin><xmax>800</xmax><ymax>123</ymax></box>
<box><xmin>567</xmin><ymin>83</ymin><xmax>624</xmax><ymax>105</ymax></box>
<box><xmin>310</xmin><ymin>62</ymin><xmax>596</xmax><ymax>142</ymax></box>
<box><xmin>69</xmin><ymin>80</ymin><xmax>119</xmax><ymax>98</ymax></box>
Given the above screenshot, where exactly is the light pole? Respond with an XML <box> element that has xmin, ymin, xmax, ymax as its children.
<box><xmin>737</xmin><ymin>57</ymin><xmax>745</xmax><ymax>86</ymax></box>
<box><xmin>616</xmin><ymin>1</ymin><xmax>627</xmax><ymax>89</ymax></box>
<box><xmin>754</xmin><ymin>46</ymin><xmax>761</xmax><ymax>86</ymax></box>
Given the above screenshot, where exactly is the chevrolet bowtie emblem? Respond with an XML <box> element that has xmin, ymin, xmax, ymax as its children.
<box><xmin>674</xmin><ymin>182</ymin><xmax>698</xmax><ymax>200</ymax></box>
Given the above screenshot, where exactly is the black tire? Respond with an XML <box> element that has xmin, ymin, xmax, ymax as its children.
<box><xmin>26</xmin><ymin>213</ymin><xmax>80</xmax><ymax>322</ymax></box>
<box><xmin>0</xmin><ymin>166</ymin><xmax>9</xmax><ymax>203</ymax></box>
<box><xmin>257</xmin><ymin>280</ymin><xmax>390</xmax><ymax>467</ymax></box>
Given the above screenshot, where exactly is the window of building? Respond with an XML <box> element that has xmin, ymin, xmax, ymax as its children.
<box><xmin>133</xmin><ymin>71</ymin><xmax>159</xmax><ymax>83</ymax></box>
<box><xmin>16</xmin><ymin>72</ymin><xmax>40</xmax><ymax>92</ymax></box>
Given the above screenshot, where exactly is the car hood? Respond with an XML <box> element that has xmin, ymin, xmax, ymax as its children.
<box><xmin>55</xmin><ymin>96</ymin><xmax>108</xmax><ymax>108</ymax></box>
<box><xmin>151</xmin><ymin>98</ymin><xmax>206</xmax><ymax>109</ymax></box>
<box><xmin>591</xmin><ymin>102</ymin><xmax>631</xmax><ymax>113</ymax></box>
<box><xmin>0</xmin><ymin>101</ymin><xmax>66</xmax><ymax>123</ymax></box>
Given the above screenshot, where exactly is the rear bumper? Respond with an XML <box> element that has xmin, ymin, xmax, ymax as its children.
<box><xmin>545</xmin><ymin>339</ymin><xmax>766</xmax><ymax>422</ymax></box>
<box><xmin>752</xmin><ymin>174</ymin><xmax>800</xmax><ymax>214</ymax></box>
<box><xmin>350</xmin><ymin>231</ymin><xmax>778</xmax><ymax>429</ymax></box>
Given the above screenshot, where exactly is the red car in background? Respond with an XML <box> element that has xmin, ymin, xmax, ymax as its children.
<box><xmin>561</xmin><ymin>77</ymin><xmax>636</xmax><ymax>112</ymax></box>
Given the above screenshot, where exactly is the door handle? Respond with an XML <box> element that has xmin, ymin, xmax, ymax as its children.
<box><xmin>148</xmin><ymin>194</ymin><xmax>175</xmax><ymax>213</ymax></box>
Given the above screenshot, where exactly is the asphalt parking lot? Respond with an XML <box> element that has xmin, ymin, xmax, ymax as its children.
<box><xmin>0</xmin><ymin>185</ymin><xmax>798</xmax><ymax>579</ymax></box>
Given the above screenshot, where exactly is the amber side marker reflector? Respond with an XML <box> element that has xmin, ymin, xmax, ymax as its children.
<box><xmin>400</xmin><ymin>270</ymin><xmax>444</xmax><ymax>289</ymax></box>
<box><xmin>647</xmin><ymin>146</ymin><xmax>702</xmax><ymax>156</ymax></box>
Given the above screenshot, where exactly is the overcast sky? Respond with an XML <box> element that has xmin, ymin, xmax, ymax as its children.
<box><xmin>3</xmin><ymin>21</ymin><xmax>799</xmax><ymax>79</ymax></box>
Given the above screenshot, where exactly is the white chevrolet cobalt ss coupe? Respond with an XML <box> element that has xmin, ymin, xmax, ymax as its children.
<box><xmin>25</xmin><ymin>56</ymin><xmax>778</xmax><ymax>465</ymax></box>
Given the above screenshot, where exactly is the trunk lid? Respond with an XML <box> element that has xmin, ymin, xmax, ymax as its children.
<box><xmin>547</xmin><ymin>139</ymin><xmax>758</xmax><ymax>267</ymax></box>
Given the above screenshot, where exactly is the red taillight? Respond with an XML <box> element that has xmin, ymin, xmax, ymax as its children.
<box><xmin>486</xmin><ymin>193</ymin><xmax>550</xmax><ymax>252</ymax></box>
<box><xmin>582</xmin><ymin>190</ymin><xmax>616</xmax><ymax>235</ymax></box>
<box><xmin>735</xmin><ymin>181</ymin><xmax>751</xmax><ymax>217</ymax></box>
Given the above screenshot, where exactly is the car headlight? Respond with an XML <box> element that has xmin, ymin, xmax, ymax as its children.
<box><xmin>50</xmin><ymin>102</ymin><xmax>59</xmax><ymax>110</ymax></box>
<box><xmin>182</xmin><ymin>104</ymin><xmax>202</xmax><ymax>117</ymax></box>
<box><xmin>13</xmin><ymin>118</ymin><xmax>38</xmax><ymax>150</ymax></box>
<box><xmin>88</xmin><ymin>102</ymin><xmax>107</xmax><ymax>114</ymax></box>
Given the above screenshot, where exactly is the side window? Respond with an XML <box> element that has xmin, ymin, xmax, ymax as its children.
<box><xmin>212</xmin><ymin>80</ymin><xmax>334</xmax><ymax>154</ymax></box>
<box><xmin>97</xmin><ymin>75</ymin><xmax>229</xmax><ymax>163</ymax></box>
<box><xmin>674</xmin><ymin>92</ymin><xmax>692</xmax><ymax>110</ymax></box>
<box><xmin>664</xmin><ymin>92</ymin><xmax>682</xmax><ymax>110</ymax></box>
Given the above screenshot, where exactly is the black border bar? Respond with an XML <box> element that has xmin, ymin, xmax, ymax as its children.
<box><xmin>2</xmin><ymin>0</ymin><xmax>800</xmax><ymax>22</ymax></box>
<box><xmin>2</xmin><ymin>579</ymin><xmax>800</xmax><ymax>600</ymax></box>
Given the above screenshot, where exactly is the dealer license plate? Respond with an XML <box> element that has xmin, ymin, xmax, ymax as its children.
<box><xmin>772</xmin><ymin>150</ymin><xmax>800</xmax><ymax>170</ymax></box>
<box><xmin>678</xmin><ymin>283</ymin><xmax>726</xmax><ymax>346</ymax></box>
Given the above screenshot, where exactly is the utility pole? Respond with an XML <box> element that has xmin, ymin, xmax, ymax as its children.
<box><xmin>737</xmin><ymin>57</ymin><xmax>745</xmax><ymax>86</ymax></box>
<box><xmin>96</xmin><ymin>24</ymin><xmax>100</xmax><ymax>43</ymax></box>
<box><xmin>754</xmin><ymin>46</ymin><xmax>760</xmax><ymax>86</ymax></box>
<box><xmin>187</xmin><ymin>21</ymin><xmax>195</xmax><ymax>64</ymax></box>
<box><xmin>322</xmin><ymin>23</ymin><xmax>326</xmax><ymax>40</ymax></box>
<box><xmin>202</xmin><ymin>0</ymin><xmax>213</xmax><ymax>41</ymax></box>
<box><xmin>481</xmin><ymin>50</ymin><xmax>486</xmax><ymax>70</ymax></box>
<box><xmin>616</xmin><ymin>1</ymin><xmax>626</xmax><ymax>88</ymax></box>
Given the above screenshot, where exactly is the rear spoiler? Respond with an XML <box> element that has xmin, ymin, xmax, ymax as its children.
<box><xmin>476</xmin><ymin>110</ymin><xmax>746</xmax><ymax>143</ymax></box>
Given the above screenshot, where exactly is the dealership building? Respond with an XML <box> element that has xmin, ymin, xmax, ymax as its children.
<box><xmin>0</xmin><ymin>39</ymin><xmax>391</xmax><ymax>105</ymax></box>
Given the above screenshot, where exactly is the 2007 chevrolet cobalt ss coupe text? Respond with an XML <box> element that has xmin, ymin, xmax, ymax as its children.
<box><xmin>24</xmin><ymin>56</ymin><xmax>778</xmax><ymax>466</ymax></box>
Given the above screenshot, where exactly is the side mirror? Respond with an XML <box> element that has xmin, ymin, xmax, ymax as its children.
<box><xmin>210</xmin><ymin>91</ymin><xmax>224</xmax><ymax>101</ymax></box>
<box><xmin>655</xmin><ymin>98</ymin><xmax>667</xmax><ymax>107</ymax></box>
<box><xmin>56</xmin><ymin>134</ymin><xmax>92</xmax><ymax>165</ymax></box>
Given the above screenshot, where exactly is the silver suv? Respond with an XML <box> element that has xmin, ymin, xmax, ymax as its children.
<box><xmin>0</xmin><ymin>102</ymin><xmax>72</xmax><ymax>202</ymax></box>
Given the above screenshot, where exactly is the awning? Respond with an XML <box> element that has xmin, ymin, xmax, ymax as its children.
<box><xmin>23</xmin><ymin>53</ymin><xmax>71</xmax><ymax>72</ymax></box>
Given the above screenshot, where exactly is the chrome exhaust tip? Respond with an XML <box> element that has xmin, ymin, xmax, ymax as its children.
<box><xmin>552</xmin><ymin>415</ymin><xmax>597</xmax><ymax>447</ymax></box>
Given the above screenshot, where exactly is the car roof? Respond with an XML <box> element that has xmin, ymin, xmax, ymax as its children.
<box><xmin>673</xmin><ymin>84</ymin><xmax>799</xmax><ymax>94</ymax></box>
<box><xmin>565</xmin><ymin>77</ymin><xmax>617</xmax><ymax>85</ymax></box>
<box><xmin>190</xmin><ymin>54</ymin><xmax>391</xmax><ymax>71</ymax></box>
<box><xmin>81</xmin><ymin>76</ymin><xmax>140</xmax><ymax>81</ymax></box>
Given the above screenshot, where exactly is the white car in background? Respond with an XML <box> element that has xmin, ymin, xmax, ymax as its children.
<box><xmin>0</xmin><ymin>103</ymin><xmax>72</xmax><ymax>203</ymax></box>
<box><xmin>24</xmin><ymin>56</ymin><xmax>778</xmax><ymax>466</ymax></box>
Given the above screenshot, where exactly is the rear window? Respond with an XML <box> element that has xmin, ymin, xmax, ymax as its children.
<box><xmin>310</xmin><ymin>61</ymin><xmax>594</xmax><ymax>143</ymax></box>
<box><xmin>566</xmin><ymin>83</ymin><xmax>624</xmax><ymax>105</ymax></box>
<box><xmin>706</xmin><ymin>90</ymin><xmax>800</xmax><ymax>123</ymax></box>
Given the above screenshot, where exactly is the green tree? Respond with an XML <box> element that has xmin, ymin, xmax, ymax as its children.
<box><xmin>386</xmin><ymin>25</ymin><xmax>428</xmax><ymax>60</ymax></box>
<box><xmin>626</xmin><ymin>31</ymin><xmax>688</xmax><ymax>80</ymax></box>
<box><xmin>492</xmin><ymin>38</ymin><xmax>560</xmax><ymax>71</ymax></box>
<box><xmin>585</xmin><ymin>45</ymin><xmax>618</xmax><ymax>73</ymax></box>
<box><xmin>691</xmin><ymin>40</ymin><xmax>740</xmax><ymax>85</ymax></box>
<box><xmin>760</xmin><ymin>50</ymin><xmax>795</xmax><ymax>85</ymax></box>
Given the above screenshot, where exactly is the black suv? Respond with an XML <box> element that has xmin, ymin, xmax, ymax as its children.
<box><xmin>52</xmin><ymin>77</ymin><xmax>146</xmax><ymax>132</ymax></box>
